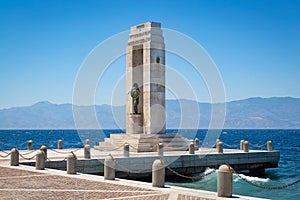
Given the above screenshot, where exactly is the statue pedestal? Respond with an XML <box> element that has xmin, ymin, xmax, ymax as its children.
<box><xmin>128</xmin><ymin>114</ymin><xmax>143</xmax><ymax>134</ymax></box>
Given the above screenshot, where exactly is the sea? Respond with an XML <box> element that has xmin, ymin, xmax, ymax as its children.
<box><xmin>0</xmin><ymin>129</ymin><xmax>299</xmax><ymax>200</ymax></box>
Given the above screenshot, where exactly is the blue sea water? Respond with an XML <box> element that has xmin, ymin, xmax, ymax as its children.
<box><xmin>0</xmin><ymin>129</ymin><xmax>299</xmax><ymax>200</ymax></box>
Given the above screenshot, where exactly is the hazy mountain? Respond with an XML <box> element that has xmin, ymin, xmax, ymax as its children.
<box><xmin>0</xmin><ymin>97</ymin><xmax>299</xmax><ymax>129</ymax></box>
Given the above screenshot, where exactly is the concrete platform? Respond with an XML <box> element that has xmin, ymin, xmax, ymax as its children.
<box><xmin>1</xmin><ymin>147</ymin><xmax>280</xmax><ymax>179</ymax></box>
<box><xmin>0</xmin><ymin>162</ymin><xmax>268</xmax><ymax>200</ymax></box>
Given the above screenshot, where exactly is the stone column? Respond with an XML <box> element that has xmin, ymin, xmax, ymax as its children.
<box><xmin>123</xmin><ymin>143</ymin><xmax>130</xmax><ymax>157</ymax></box>
<box><xmin>189</xmin><ymin>142</ymin><xmax>195</xmax><ymax>154</ymax></box>
<box><xmin>194</xmin><ymin>138</ymin><xmax>199</xmax><ymax>150</ymax></box>
<box><xmin>36</xmin><ymin>150</ymin><xmax>45</xmax><ymax>170</ymax></box>
<box><xmin>152</xmin><ymin>159</ymin><xmax>165</xmax><ymax>187</ymax></box>
<box><xmin>240</xmin><ymin>140</ymin><xmax>244</xmax><ymax>150</ymax></box>
<box><xmin>67</xmin><ymin>152</ymin><xmax>77</xmax><ymax>174</ymax></box>
<box><xmin>10</xmin><ymin>148</ymin><xmax>19</xmax><ymax>166</ymax></box>
<box><xmin>28</xmin><ymin>140</ymin><xmax>33</xmax><ymax>150</ymax></box>
<box><xmin>157</xmin><ymin>143</ymin><xmax>164</xmax><ymax>156</ymax></box>
<box><xmin>243</xmin><ymin>141</ymin><xmax>249</xmax><ymax>152</ymax></box>
<box><xmin>104</xmin><ymin>155</ymin><xmax>115</xmax><ymax>180</ymax></box>
<box><xmin>84</xmin><ymin>144</ymin><xmax>91</xmax><ymax>159</ymax></box>
<box><xmin>217</xmin><ymin>142</ymin><xmax>223</xmax><ymax>153</ymax></box>
<box><xmin>267</xmin><ymin>140</ymin><xmax>272</xmax><ymax>151</ymax></box>
<box><xmin>58</xmin><ymin>139</ymin><xmax>63</xmax><ymax>149</ymax></box>
<box><xmin>218</xmin><ymin>164</ymin><xmax>232</xmax><ymax>197</ymax></box>
<box><xmin>40</xmin><ymin>145</ymin><xmax>47</xmax><ymax>160</ymax></box>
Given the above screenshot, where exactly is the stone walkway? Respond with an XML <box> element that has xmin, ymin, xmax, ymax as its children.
<box><xmin>0</xmin><ymin>163</ymin><xmax>266</xmax><ymax>200</ymax></box>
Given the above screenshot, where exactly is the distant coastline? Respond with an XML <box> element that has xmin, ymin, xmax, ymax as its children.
<box><xmin>0</xmin><ymin>97</ymin><xmax>299</xmax><ymax>129</ymax></box>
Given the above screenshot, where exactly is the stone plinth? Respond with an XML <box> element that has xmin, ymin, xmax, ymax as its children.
<box><xmin>95</xmin><ymin>133</ymin><xmax>189</xmax><ymax>152</ymax></box>
<box><xmin>128</xmin><ymin>114</ymin><xmax>143</xmax><ymax>134</ymax></box>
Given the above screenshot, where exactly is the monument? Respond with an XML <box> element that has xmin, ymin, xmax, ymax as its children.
<box><xmin>96</xmin><ymin>22</ymin><xmax>188</xmax><ymax>152</ymax></box>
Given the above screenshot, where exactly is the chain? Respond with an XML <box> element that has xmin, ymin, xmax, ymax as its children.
<box><xmin>166</xmin><ymin>166</ymin><xmax>216</xmax><ymax>179</ymax></box>
<box><xmin>19</xmin><ymin>153</ymin><xmax>37</xmax><ymax>160</ymax></box>
<box><xmin>93</xmin><ymin>144</ymin><xmax>124</xmax><ymax>152</ymax></box>
<box><xmin>248</xmin><ymin>142</ymin><xmax>267</xmax><ymax>148</ymax></box>
<box><xmin>222</xmin><ymin>143</ymin><xmax>240</xmax><ymax>147</ymax></box>
<box><xmin>0</xmin><ymin>152</ymin><xmax>12</xmax><ymax>158</ymax></box>
<box><xmin>0</xmin><ymin>150</ymin><xmax>10</xmax><ymax>155</ymax></box>
<box><xmin>46</xmin><ymin>157</ymin><xmax>67</xmax><ymax>162</ymax></box>
<box><xmin>21</xmin><ymin>150</ymin><xmax>37</xmax><ymax>155</ymax></box>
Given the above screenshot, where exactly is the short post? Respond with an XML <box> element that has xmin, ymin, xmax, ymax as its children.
<box><xmin>218</xmin><ymin>164</ymin><xmax>232</xmax><ymax>197</ymax></box>
<box><xmin>123</xmin><ymin>143</ymin><xmax>130</xmax><ymax>157</ymax></box>
<box><xmin>84</xmin><ymin>144</ymin><xmax>91</xmax><ymax>159</ymax></box>
<box><xmin>157</xmin><ymin>143</ymin><xmax>164</xmax><ymax>156</ymax></box>
<box><xmin>216</xmin><ymin>139</ymin><xmax>220</xmax><ymax>148</ymax></box>
<box><xmin>240</xmin><ymin>140</ymin><xmax>244</xmax><ymax>150</ymax></box>
<box><xmin>58</xmin><ymin>139</ymin><xmax>63</xmax><ymax>149</ymax></box>
<box><xmin>40</xmin><ymin>145</ymin><xmax>47</xmax><ymax>160</ymax></box>
<box><xmin>217</xmin><ymin>142</ymin><xmax>223</xmax><ymax>153</ymax></box>
<box><xmin>10</xmin><ymin>148</ymin><xmax>19</xmax><ymax>166</ymax></box>
<box><xmin>267</xmin><ymin>140</ymin><xmax>272</xmax><ymax>151</ymax></box>
<box><xmin>67</xmin><ymin>152</ymin><xmax>77</xmax><ymax>174</ymax></box>
<box><xmin>194</xmin><ymin>138</ymin><xmax>199</xmax><ymax>150</ymax></box>
<box><xmin>189</xmin><ymin>142</ymin><xmax>195</xmax><ymax>154</ymax></box>
<box><xmin>243</xmin><ymin>141</ymin><xmax>249</xmax><ymax>152</ymax></box>
<box><xmin>36</xmin><ymin>150</ymin><xmax>45</xmax><ymax>170</ymax></box>
<box><xmin>85</xmin><ymin>139</ymin><xmax>90</xmax><ymax>145</ymax></box>
<box><xmin>152</xmin><ymin>159</ymin><xmax>165</xmax><ymax>187</ymax></box>
<box><xmin>28</xmin><ymin>140</ymin><xmax>33</xmax><ymax>150</ymax></box>
<box><xmin>104</xmin><ymin>155</ymin><xmax>115</xmax><ymax>180</ymax></box>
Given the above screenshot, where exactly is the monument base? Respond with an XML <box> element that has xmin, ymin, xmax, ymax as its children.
<box><xmin>95</xmin><ymin>133</ymin><xmax>189</xmax><ymax>152</ymax></box>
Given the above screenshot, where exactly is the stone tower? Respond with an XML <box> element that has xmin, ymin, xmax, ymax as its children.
<box><xmin>96</xmin><ymin>22</ymin><xmax>188</xmax><ymax>152</ymax></box>
<box><xmin>126</xmin><ymin>22</ymin><xmax>166</xmax><ymax>134</ymax></box>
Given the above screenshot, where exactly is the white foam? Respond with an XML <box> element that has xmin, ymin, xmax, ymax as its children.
<box><xmin>233</xmin><ymin>174</ymin><xmax>270</xmax><ymax>183</ymax></box>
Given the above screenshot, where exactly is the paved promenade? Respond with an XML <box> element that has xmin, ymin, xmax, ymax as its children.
<box><xmin>0</xmin><ymin>158</ymin><xmax>267</xmax><ymax>200</ymax></box>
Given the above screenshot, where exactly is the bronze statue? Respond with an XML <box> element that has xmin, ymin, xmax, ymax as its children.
<box><xmin>131</xmin><ymin>83</ymin><xmax>140</xmax><ymax>114</ymax></box>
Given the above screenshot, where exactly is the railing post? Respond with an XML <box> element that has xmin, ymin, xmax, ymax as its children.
<box><xmin>157</xmin><ymin>143</ymin><xmax>164</xmax><ymax>156</ymax></box>
<box><xmin>216</xmin><ymin>139</ymin><xmax>220</xmax><ymax>148</ymax></box>
<box><xmin>84</xmin><ymin>144</ymin><xmax>91</xmax><ymax>159</ymax></box>
<box><xmin>194</xmin><ymin>138</ymin><xmax>199</xmax><ymax>150</ymax></box>
<box><xmin>28</xmin><ymin>140</ymin><xmax>33</xmax><ymax>150</ymax></box>
<box><xmin>123</xmin><ymin>143</ymin><xmax>130</xmax><ymax>157</ymax></box>
<box><xmin>267</xmin><ymin>140</ymin><xmax>272</xmax><ymax>151</ymax></box>
<box><xmin>218</xmin><ymin>164</ymin><xmax>232</xmax><ymax>197</ymax></box>
<box><xmin>104</xmin><ymin>155</ymin><xmax>115</xmax><ymax>180</ymax></box>
<box><xmin>217</xmin><ymin>142</ymin><xmax>223</xmax><ymax>153</ymax></box>
<box><xmin>152</xmin><ymin>159</ymin><xmax>165</xmax><ymax>187</ymax></box>
<box><xmin>36</xmin><ymin>150</ymin><xmax>45</xmax><ymax>170</ymax></box>
<box><xmin>40</xmin><ymin>145</ymin><xmax>47</xmax><ymax>160</ymax></box>
<box><xmin>189</xmin><ymin>142</ymin><xmax>195</xmax><ymax>154</ymax></box>
<box><xmin>240</xmin><ymin>140</ymin><xmax>244</xmax><ymax>150</ymax></box>
<box><xmin>58</xmin><ymin>139</ymin><xmax>63</xmax><ymax>149</ymax></box>
<box><xmin>10</xmin><ymin>148</ymin><xmax>19</xmax><ymax>166</ymax></box>
<box><xmin>85</xmin><ymin>139</ymin><xmax>90</xmax><ymax>145</ymax></box>
<box><xmin>67</xmin><ymin>152</ymin><xmax>77</xmax><ymax>174</ymax></box>
<box><xmin>243</xmin><ymin>141</ymin><xmax>249</xmax><ymax>152</ymax></box>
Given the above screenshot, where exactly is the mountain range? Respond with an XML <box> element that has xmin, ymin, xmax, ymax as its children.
<box><xmin>0</xmin><ymin>97</ymin><xmax>299</xmax><ymax>129</ymax></box>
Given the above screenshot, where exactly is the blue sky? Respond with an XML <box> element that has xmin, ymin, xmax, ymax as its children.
<box><xmin>0</xmin><ymin>0</ymin><xmax>299</xmax><ymax>108</ymax></box>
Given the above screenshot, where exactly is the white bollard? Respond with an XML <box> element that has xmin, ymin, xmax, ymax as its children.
<box><xmin>217</xmin><ymin>142</ymin><xmax>223</xmax><ymax>153</ymax></box>
<box><xmin>152</xmin><ymin>159</ymin><xmax>165</xmax><ymax>187</ymax></box>
<box><xmin>40</xmin><ymin>145</ymin><xmax>47</xmax><ymax>160</ymax></box>
<box><xmin>194</xmin><ymin>138</ymin><xmax>199</xmax><ymax>150</ymax></box>
<box><xmin>84</xmin><ymin>144</ymin><xmax>91</xmax><ymax>159</ymax></box>
<box><xmin>28</xmin><ymin>140</ymin><xmax>33</xmax><ymax>150</ymax></box>
<box><xmin>267</xmin><ymin>140</ymin><xmax>272</xmax><ymax>151</ymax></box>
<box><xmin>218</xmin><ymin>164</ymin><xmax>232</xmax><ymax>197</ymax></box>
<box><xmin>243</xmin><ymin>141</ymin><xmax>249</xmax><ymax>152</ymax></box>
<box><xmin>240</xmin><ymin>140</ymin><xmax>244</xmax><ymax>150</ymax></box>
<box><xmin>189</xmin><ymin>142</ymin><xmax>195</xmax><ymax>154</ymax></box>
<box><xmin>104</xmin><ymin>155</ymin><xmax>115</xmax><ymax>180</ymax></box>
<box><xmin>216</xmin><ymin>139</ymin><xmax>221</xmax><ymax>148</ymax></box>
<box><xmin>36</xmin><ymin>150</ymin><xmax>45</xmax><ymax>170</ymax></box>
<box><xmin>10</xmin><ymin>148</ymin><xmax>19</xmax><ymax>166</ymax></box>
<box><xmin>67</xmin><ymin>152</ymin><xmax>77</xmax><ymax>174</ymax></box>
<box><xmin>123</xmin><ymin>143</ymin><xmax>129</xmax><ymax>157</ymax></box>
<box><xmin>157</xmin><ymin>143</ymin><xmax>164</xmax><ymax>156</ymax></box>
<box><xmin>85</xmin><ymin>139</ymin><xmax>90</xmax><ymax>145</ymax></box>
<box><xmin>58</xmin><ymin>139</ymin><xmax>63</xmax><ymax>149</ymax></box>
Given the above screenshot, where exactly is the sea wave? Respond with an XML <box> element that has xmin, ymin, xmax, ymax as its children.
<box><xmin>233</xmin><ymin>174</ymin><xmax>270</xmax><ymax>183</ymax></box>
